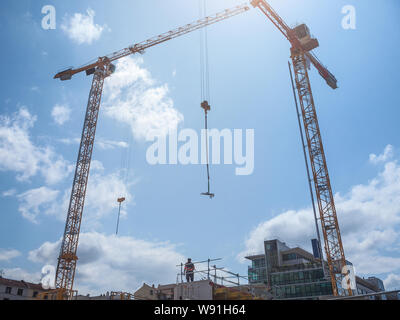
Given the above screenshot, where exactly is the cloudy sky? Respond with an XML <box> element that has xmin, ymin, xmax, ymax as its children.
<box><xmin>1</xmin><ymin>0</ymin><xmax>400</xmax><ymax>295</ymax></box>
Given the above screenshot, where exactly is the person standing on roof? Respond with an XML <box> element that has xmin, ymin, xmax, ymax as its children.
<box><xmin>184</xmin><ymin>258</ymin><xmax>195</xmax><ymax>282</ymax></box>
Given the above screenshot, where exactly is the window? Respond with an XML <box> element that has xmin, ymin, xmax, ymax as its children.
<box><xmin>305</xmin><ymin>284</ymin><xmax>311</xmax><ymax>295</ymax></box>
<box><xmin>150</xmin><ymin>290</ymin><xmax>153</xmax><ymax>296</ymax></box>
<box><xmin>282</xmin><ymin>253</ymin><xmax>297</xmax><ymax>261</ymax></box>
<box><xmin>252</xmin><ymin>258</ymin><xmax>265</xmax><ymax>269</ymax></box>
<box><xmin>5</xmin><ymin>287</ymin><xmax>12</xmax><ymax>294</ymax></box>
<box><xmin>33</xmin><ymin>291</ymin><xmax>38</xmax><ymax>298</ymax></box>
<box><xmin>17</xmin><ymin>288</ymin><xmax>23</xmax><ymax>296</ymax></box>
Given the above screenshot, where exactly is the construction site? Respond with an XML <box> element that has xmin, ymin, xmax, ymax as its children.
<box><xmin>1</xmin><ymin>0</ymin><xmax>400</xmax><ymax>304</ymax></box>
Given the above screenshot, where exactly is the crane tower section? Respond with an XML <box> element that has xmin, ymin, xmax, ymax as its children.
<box><xmin>291</xmin><ymin>52</ymin><xmax>347</xmax><ymax>296</ymax></box>
<box><xmin>55</xmin><ymin>61</ymin><xmax>115</xmax><ymax>299</ymax></box>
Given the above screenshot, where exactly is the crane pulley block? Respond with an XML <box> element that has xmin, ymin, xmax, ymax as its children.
<box><xmin>201</xmin><ymin>100</ymin><xmax>211</xmax><ymax>113</ymax></box>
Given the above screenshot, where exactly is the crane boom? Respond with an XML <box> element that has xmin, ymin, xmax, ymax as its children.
<box><xmin>251</xmin><ymin>0</ymin><xmax>350</xmax><ymax>296</ymax></box>
<box><xmin>54</xmin><ymin>3</ymin><xmax>250</xmax><ymax>300</ymax></box>
<box><xmin>55</xmin><ymin>4</ymin><xmax>250</xmax><ymax>81</ymax></box>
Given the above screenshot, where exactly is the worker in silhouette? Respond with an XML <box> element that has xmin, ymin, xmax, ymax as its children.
<box><xmin>184</xmin><ymin>258</ymin><xmax>195</xmax><ymax>282</ymax></box>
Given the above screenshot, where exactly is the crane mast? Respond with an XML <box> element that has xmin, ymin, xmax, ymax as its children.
<box><xmin>250</xmin><ymin>0</ymin><xmax>349</xmax><ymax>296</ymax></box>
<box><xmin>291</xmin><ymin>52</ymin><xmax>348</xmax><ymax>296</ymax></box>
<box><xmin>55</xmin><ymin>62</ymin><xmax>113</xmax><ymax>299</ymax></box>
<box><xmin>54</xmin><ymin>4</ymin><xmax>250</xmax><ymax>300</ymax></box>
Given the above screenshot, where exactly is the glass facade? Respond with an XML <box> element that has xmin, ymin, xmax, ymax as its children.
<box><xmin>274</xmin><ymin>281</ymin><xmax>332</xmax><ymax>299</ymax></box>
<box><xmin>248</xmin><ymin>258</ymin><xmax>267</xmax><ymax>283</ymax></box>
<box><xmin>246</xmin><ymin>239</ymin><xmax>334</xmax><ymax>299</ymax></box>
<box><xmin>282</xmin><ymin>253</ymin><xmax>298</xmax><ymax>261</ymax></box>
<box><xmin>271</xmin><ymin>268</ymin><xmax>325</xmax><ymax>286</ymax></box>
<box><xmin>251</xmin><ymin>258</ymin><xmax>265</xmax><ymax>269</ymax></box>
<box><xmin>270</xmin><ymin>267</ymin><xmax>333</xmax><ymax>299</ymax></box>
<box><xmin>248</xmin><ymin>267</ymin><xmax>267</xmax><ymax>283</ymax></box>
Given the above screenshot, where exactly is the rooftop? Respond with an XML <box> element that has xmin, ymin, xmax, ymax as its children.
<box><xmin>0</xmin><ymin>277</ymin><xmax>44</xmax><ymax>291</ymax></box>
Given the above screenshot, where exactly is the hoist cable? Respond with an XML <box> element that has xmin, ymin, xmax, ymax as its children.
<box><xmin>199</xmin><ymin>0</ymin><xmax>214</xmax><ymax>199</ymax></box>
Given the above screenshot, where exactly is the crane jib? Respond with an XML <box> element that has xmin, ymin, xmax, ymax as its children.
<box><xmin>54</xmin><ymin>3</ymin><xmax>250</xmax><ymax>81</ymax></box>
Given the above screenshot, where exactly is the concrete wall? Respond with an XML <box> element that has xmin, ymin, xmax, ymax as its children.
<box><xmin>174</xmin><ymin>280</ymin><xmax>213</xmax><ymax>300</ymax></box>
<box><xmin>0</xmin><ymin>284</ymin><xmax>40</xmax><ymax>300</ymax></box>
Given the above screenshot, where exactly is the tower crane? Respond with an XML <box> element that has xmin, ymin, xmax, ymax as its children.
<box><xmin>250</xmin><ymin>0</ymin><xmax>350</xmax><ymax>296</ymax></box>
<box><xmin>52</xmin><ymin>0</ymin><xmax>348</xmax><ymax>299</ymax></box>
<box><xmin>52</xmin><ymin>3</ymin><xmax>250</xmax><ymax>300</ymax></box>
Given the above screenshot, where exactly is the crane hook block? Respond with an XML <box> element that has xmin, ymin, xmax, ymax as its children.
<box><xmin>201</xmin><ymin>192</ymin><xmax>215</xmax><ymax>199</ymax></box>
<box><xmin>201</xmin><ymin>101</ymin><xmax>211</xmax><ymax>112</ymax></box>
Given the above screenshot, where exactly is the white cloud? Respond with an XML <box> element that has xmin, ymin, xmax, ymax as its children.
<box><xmin>103</xmin><ymin>57</ymin><xmax>184</xmax><ymax>141</ymax></box>
<box><xmin>59</xmin><ymin>137</ymin><xmax>81</xmax><ymax>145</ymax></box>
<box><xmin>369</xmin><ymin>144</ymin><xmax>394</xmax><ymax>164</ymax></box>
<box><xmin>60</xmin><ymin>137</ymin><xmax>128</xmax><ymax>151</ymax></box>
<box><xmin>384</xmin><ymin>273</ymin><xmax>400</xmax><ymax>290</ymax></box>
<box><xmin>83</xmin><ymin>171</ymin><xmax>134</xmax><ymax>227</ymax></box>
<box><xmin>61</xmin><ymin>8</ymin><xmax>108</xmax><ymax>45</ymax></box>
<box><xmin>0</xmin><ymin>249</ymin><xmax>21</xmax><ymax>262</ymax></box>
<box><xmin>0</xmin><ymin>107</ymin><xmax>73</xmax><ymax>184</ymax></box>
<box><xmin>0</xmin><ymin>107</ymin><xmax>38</xmax><ymax>181</ymax></box>
<box><xmin>96</xmin><ymin>139</ymin><xmax>128</xmax><ymax>150</ymax></box>
<box><xmin>238</xmin><ymin>145</ymin><xmax>400</xmax><ymax>281</ymax></box>
<box><xmin>17</xmin><ymin>166</ymin><xmax>133</xmax><ymax>226</ymax></box>
<box><xmin>2</xmin><ymin>189</ymin><xmax>17</xmax><ymax>197</ymax></box>
<box><xmin>17</xmin><ymin>187</ymin><xmax>59</xmax><ymax>223</ymax></box>
<box><xmin>28</xmin><ymin>232</ymin><xmax>185</xmax><ymax>295</ymax></box>
<box><xmin>91</xmin><ymin>159</ymin><xmax>105</xmax><ymax>172</ymax></box>
<box><xmin>51</xmin><ymin>104</ymin><xmax>71</xmax><ymax>125</ymax></box>
<box><xmin>28</xmin><ymin>240</ymin><xmax>60</xmax><ymax>265</ymax></box>
<box><xmin>238</xmin><ymin>209</ymin><xmax>316</xmax><ymax>261</ymax></box>
<box><xmin>1</xmin><ymin>268</ymin><xmax>41</xmax><ymax>283</ymax></box>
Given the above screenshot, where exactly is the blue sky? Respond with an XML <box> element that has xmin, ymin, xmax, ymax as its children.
<box><xmin>1</xmin><ymin>0</ymin><xmax>400</xmax><ymax>294</ymax></box>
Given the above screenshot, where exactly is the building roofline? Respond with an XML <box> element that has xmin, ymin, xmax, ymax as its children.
<box><xmin>244</xmin><ymin>254</ymin><xmax>265</xmax><ymax>260</ymax></box>
<box><xmin>0</xmin><ymin>277</ymin><xmax>44</xmax><ymax>290</ymax></box>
